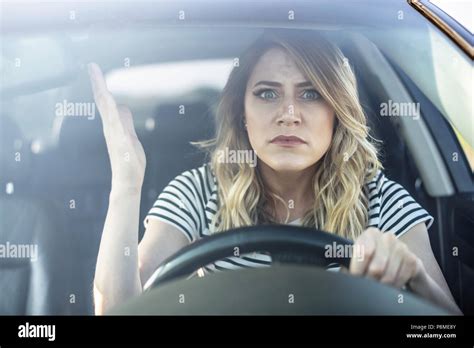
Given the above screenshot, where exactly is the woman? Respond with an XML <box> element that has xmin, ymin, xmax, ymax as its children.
<box><xmin>91</xmin><ymin>30</ymin><xmax>461</xmax><ymax>314</ymax></box>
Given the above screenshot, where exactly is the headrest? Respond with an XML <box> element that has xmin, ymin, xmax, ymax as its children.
<box><xmin>153</xmin><ymin>101</ymin><xmax>215</xmax><ymax>143</ymax></box>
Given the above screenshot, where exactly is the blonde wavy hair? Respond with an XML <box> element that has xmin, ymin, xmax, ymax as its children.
<box><xmin>196</xmin><ymin>30</ymin><xmax>382</xmax><ymax>240</ymax></box>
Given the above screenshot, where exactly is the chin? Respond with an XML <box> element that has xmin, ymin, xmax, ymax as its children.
<box><xmin>259</xmin><ymin>154</ymin><xmax>317</xmax><ymax>173</ymax></box>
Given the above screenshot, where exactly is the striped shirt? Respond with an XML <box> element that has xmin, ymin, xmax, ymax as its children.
<box><xmin>144</xmin><ymin>163</ymin><xmax>434</xmax><ymax>274</ymax></box>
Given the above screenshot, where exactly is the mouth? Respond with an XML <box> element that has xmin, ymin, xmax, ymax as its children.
<box><xmin>270</xmin><ymin>135</ymin><xmax>306</xmax><ymax>147</ymax></box>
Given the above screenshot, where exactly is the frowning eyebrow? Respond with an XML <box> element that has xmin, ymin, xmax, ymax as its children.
<box><xmin>253</xmin><ymin>80</ymin><xmax>313</xmax><ymax>88</ymax></box>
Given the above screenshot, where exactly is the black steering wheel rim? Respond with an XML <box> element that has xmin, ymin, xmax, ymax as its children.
<box><xmin>144</xmin><ymin>224</ymin><xmax>353</xmax><ymax>290</ymax></box>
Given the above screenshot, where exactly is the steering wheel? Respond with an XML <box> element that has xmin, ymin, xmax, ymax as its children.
<box><xmin>144</xmin><ymin>225</ymin><xmax>353</xmax><ymax>290</ymax></box>
<box><xmin>110</xmin><ymin>225</ymin><xmax>450</xmax><ymax>315</ymax></box>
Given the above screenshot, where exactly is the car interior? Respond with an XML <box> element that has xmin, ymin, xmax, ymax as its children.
<box><xmin>1</xmin><ymin>14</ymin><xmax>472</xmax><ymax>315</ymax></box>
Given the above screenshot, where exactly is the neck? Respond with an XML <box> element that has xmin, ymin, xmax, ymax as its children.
<box><xmin>259</xmin><ymin>162</ymin><xmax>316</xmax><ymax>222</ymax></box>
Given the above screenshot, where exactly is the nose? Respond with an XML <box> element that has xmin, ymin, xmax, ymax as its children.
<box><xmin>277</xmin><ymin>103</ymin><xmax>301</xmax><ymax>126</ymax></box>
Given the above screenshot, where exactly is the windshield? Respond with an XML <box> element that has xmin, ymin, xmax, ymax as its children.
<box><xmin>1</xmin><ymin>0</ymin><xmax>472</xmax><ymax>343</ymax></box>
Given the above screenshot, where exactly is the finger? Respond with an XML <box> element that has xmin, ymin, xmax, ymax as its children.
<box><xmin>88</xmin><ymin>62</ymin><xmax>109</xmax><ymax>98</ymax></box>
<box><xmin>395</xmin><ymin>254</ymin><xmax>419</xmax><ymax>289</ymax></box>
<box><xmin>365</xmin><ymin>232</ymin><xmax>393</xmax><ymax>281</ymax></box>
<box><xmin>379</xmin><ymin>242</ymin><xmax>405</xmax><ymax>287</ymax></box>
<box><xmin>350</xmin><ymin>228</ymin><xmax>377</xmax><ymax>276</ymax></box>
<box><xmin>88</xmin><ymin>63</ymin><xmax>119</xmax><ymax>121</ymax></box>
<box><xmin>394</xmin><ymin>259</ymin><xmax>413</xmax><ymax>289</ymax></box>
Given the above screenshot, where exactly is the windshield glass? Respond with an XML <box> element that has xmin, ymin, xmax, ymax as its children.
<box><xmin>0</xmin><ymin>0</ymin><xmax>472</xmax><ymax>328</ymax></box>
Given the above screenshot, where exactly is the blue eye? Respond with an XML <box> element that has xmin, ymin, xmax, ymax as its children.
<box><xmin>253</xmin><ymin>89</ymin><xmax>278</xmax><ymax>100</ymax></box>
<box><xmin>301</xmin><ymin>89</ymin><xmax>321</xmax><ymax>100</ymax></box>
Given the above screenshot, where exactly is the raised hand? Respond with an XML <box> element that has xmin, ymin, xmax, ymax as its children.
<box><xmin>88</xmin><ymin>62</ymin><xmax>146</xmax><ymax>191</ymax></box>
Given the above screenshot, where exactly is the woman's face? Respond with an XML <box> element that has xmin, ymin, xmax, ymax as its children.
<box><xmin>244</xmin><ymin>47</ymin><xmax>336</xmax><ymax>173</ymax></box>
